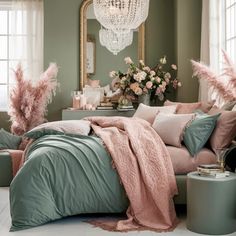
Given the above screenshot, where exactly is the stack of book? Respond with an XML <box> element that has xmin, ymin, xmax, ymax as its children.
<box><xmin>197</xmin><ymin>164</ymin><xmax>230</xmax><ymax>178</ymax></box>
<box><xmin>97</xmin><ymin>102</ymin><xmax>114</xmax><ymax>110</ymax></box>
<box><xmin>117</xmin><ymin>105</ymin><xmax>134</xmax><ymax>111</ymax></box>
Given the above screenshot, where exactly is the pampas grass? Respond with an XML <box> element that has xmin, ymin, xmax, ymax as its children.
<box><xmin>191</xmin><ymin>50</ymin><xmax>236</xmax><ymax>104</ymax></box>
<box><xmin>222</xmin><ymin>49</ymin><xmax>236</xmax><ymax>91</ymax></box>
<box><xmin>8</xmin><ymin>63</ymin><xmax>59</xmax><ymax>135</ymax></box>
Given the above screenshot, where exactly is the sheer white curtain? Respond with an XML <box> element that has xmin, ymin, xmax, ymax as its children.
<box><xmin>199</xmin><ymin>0</ymin><xmax>221</xmax><ymax>102</ymax></box>
<box><xmin>10</xmin><ymin>0</ymin><xmax>43</xmax><ymax>82</ymax></box>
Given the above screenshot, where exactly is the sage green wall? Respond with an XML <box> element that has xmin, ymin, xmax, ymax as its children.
<box><xmin>44</xmin><ymin>0</ymin><xmax>82</xmax><ymax>122</ymax></box>
<box><xmin>87</xmin><ymin>19</ymin><xmax>138</xmax><ymax>86</ymax></box>
<box><xmin>175</xmin><ymin>0</ymin><xmax>202</xmax><ymax>102</ymax></box>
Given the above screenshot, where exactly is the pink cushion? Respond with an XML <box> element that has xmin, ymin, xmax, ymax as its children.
<box><xmin>167</xmin><ymin>146</ymin><xmax>217</xmax><ymax>174</ymax></box>
<box><xmin>164</xmin><ymin>100</ymin><xmax>214</xmax><ymax>114</ymax></box>
<box><xmin>28</xmin><ymin>120</ymin><xmax>91</xmax><ymax>136</ymax></box>
<box><xmin>208</xmin><ymin>107</ymin><xmax>236</xmax><ymax>149</ymax></box>
<box><xmin>133</xmin><ymin>103</ymin><xmax>177</xmax><ymax>124</ymax></box>
<box><xmin>152</xmin><ymin>113</ymin><xmax>195</xmax><ymax>147</ymax></box>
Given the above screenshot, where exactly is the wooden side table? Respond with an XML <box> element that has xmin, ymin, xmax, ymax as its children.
<box><xmin>187</xmin><ymin>172</ymin><xmax>236</xmax><ymax>235</ymax></box>
<box><xmin>62</xmin><ymin>109</ymin><xmax>135</xmax><ymax>120</ymax></box>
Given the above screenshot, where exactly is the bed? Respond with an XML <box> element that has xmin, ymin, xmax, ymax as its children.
<box><xmin>9</xmin><ymin>116</ymin><xmax>219</xmax><ymax>232</ymax></box>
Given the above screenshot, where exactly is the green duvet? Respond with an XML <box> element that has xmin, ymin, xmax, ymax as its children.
<box><xmin>10</xmin><ymin>134</ymin><xmax>128</xmax><ymax>231</ymax></box>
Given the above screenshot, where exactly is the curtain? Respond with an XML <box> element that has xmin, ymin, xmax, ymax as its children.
<box><xmin>199</xmin><ymin>0</ymin><xmax>221</xmax><ymax>102</ymax></box>
<box><xmin>10</xmin><ymin>0</ymin><xmax>43</xmax><ymax>82</ymax></box>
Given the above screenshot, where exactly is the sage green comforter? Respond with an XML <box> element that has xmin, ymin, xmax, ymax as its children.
<box><xmin>10</xmin><ymin>134</ymin><xmax>128</xmax><ymax>231</ymax></box>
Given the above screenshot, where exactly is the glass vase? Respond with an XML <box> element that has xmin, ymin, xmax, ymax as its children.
<box><xmin>138</xmin><ymin>93</ymin><xmax>150</xmax><ymax>106</ymax></box>
<box><xmin>214</xmin><ymin>148</ymin><xmax>230</xmax><ymax>172</ymax></box>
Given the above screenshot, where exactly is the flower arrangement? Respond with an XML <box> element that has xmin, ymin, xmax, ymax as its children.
<box><xmin>109</xmin><ymin>56</ymin><xmax>181</xmax><ymax>104</ymax></box>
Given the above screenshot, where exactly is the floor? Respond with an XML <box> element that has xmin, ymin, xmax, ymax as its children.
<box><xmin>0</xmin><ymin>187</ymin><xmax>235</xmax><ymax>236</ymax></box>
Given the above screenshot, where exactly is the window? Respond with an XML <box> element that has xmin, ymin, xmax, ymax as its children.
<box><xmin>0</xmin><ymin>0</ymin><xmax>43</xmax><ymax>112</ymax></box>
<box><xmin>0</xmin><ymin>2</ymin><xmax>11</xmax><ymax>111</ymax></box>
<box><xmin>221</xmin><ymin>0</ymin><xmax>236</xmax><ymax>63</ymax></box>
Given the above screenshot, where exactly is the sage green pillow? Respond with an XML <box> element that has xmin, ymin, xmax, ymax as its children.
<box><xmin>0</xmin><ymin>129</ymin><xmax>22</xmax><ymax>150</ymax></box>
<box><xmin>183</xmin><ymin>113</ymin><xmax>221</xmax><ymax>156</ymax></box>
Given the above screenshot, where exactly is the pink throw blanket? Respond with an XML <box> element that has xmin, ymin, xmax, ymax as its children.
<box><xmin>86</xmin><ymin>116</ymin><xmax>178</xmax><ymax>232</ymax></box>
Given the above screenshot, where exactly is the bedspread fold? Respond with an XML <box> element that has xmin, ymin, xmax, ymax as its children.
<box><xmin>86</xmin><ymin>116</ymin><xmax>178</xmax><ymax>232</ymax></box>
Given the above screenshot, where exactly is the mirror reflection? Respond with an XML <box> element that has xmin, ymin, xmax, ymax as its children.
<box><xmin>79</xmin><ymin>0</ymin><xmax>145</xmax><ymax>90</ymax></box>
<box><xmin>86</xmin><ymin>4</ymin><xmax>139</xmax><ymax>87</ymax></box>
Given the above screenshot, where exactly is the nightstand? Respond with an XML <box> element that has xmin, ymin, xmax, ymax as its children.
<box><xmin>62</xmin><ymin>109</ymin><xmax>135</xmax><ymax>120</ymax></box>
<box><xmin>187</xmin><ymin>172</ymin><xmax>236</xmax><ymax>235</ymax></box>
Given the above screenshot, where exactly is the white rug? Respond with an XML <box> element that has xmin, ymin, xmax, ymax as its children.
<box><xmin>0</xmin><ymin>188</ymin><xmax>235</xmax><ymax>236</ymax></box>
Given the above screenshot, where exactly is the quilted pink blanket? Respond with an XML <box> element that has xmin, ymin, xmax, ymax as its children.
<box><xmin>86</xmin><ymin>116</ymin><xmax>178</xmax><ymax>232</ymax></box>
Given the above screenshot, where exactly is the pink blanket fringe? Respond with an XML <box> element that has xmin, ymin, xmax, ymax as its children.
<box><xmin>86</xmin><ymin>116</ymin><xmax>179</xmax><ymax>232</ymax></box>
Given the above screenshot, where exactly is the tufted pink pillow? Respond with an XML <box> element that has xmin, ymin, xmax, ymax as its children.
<box><xmin>164</xmin><ymin>100</ymin><xmax>214</xmax><ymax>114</ymax></box>
<box><xmin>133</xmin><ymin>103</ymin><xmax>177</xmax><ymax>124</ymax></box>
<box><xmin>208</xmin><ymin>107</ymin><xmax>236</xmax><ymax>149</ymax></box>
<box><xmin>152</xmin><ymin>113</ymin><xmax>196</xmax><ymax>147</ymax></box>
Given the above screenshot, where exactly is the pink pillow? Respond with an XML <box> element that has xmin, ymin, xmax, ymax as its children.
<box><xmin>164</xmin><ymin>100</ymin><xmax>214</xmax><ymax>114</ymax></box>
<box><xmin>208</xmin><ymin>107</ymin><xmax>236</xmax><ymax>149</ymax></box>
<box><xmin>133</xmin><ymin>103</ymin><xmax>177</xmax><ymax>124</ymax></box>
<box><xmin>26</xmin><ymin>120</ymin><xmax>91</xmax><ymax>139</ymax></box>
<box><xmin>152</xmin><ymin>113</ymin><xmax>196</xmax><ymax>147</ymax></box>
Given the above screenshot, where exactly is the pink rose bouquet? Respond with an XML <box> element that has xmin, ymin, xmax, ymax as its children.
<box><xmin>110</xmin><ymin>56</ymin><xmax>181</xmax><ymax>102</ymax></box>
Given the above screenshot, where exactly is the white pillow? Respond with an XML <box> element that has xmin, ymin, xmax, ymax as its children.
<box><xmin>152</xmin><ymin>113</ymin><xmax>195</xmax><ymax>147</ymax></box>
<box><xmin>133</xmin><ymin>103</ymin><xmax>177</xmax><ymax>124</ymax></box>
<box><xmin>25</xmin><ymin>120</ymin><xmax>91</xmax><ymax>139</ymax></box>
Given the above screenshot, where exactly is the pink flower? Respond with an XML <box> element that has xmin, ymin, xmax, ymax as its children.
<box><xmin>130</xmin><ymin>82</ymin><xmax>139</xmax><ymax>92</ymax></box>
<box><xmin>134</xmin><ymin>87</ymin><xmax>143</xmax><ymax>95</ymax></box>
<box><xmin>109</xmin><ymin>71</ymin><xmax>116</xmax><ymax>78</ymax></box>
<box><xmin>164</xmin><ymin>72</ymin><xmax>171</xmax><ymax>80</ymax></box>
<box><xmin>155</xmin><ymin>77</ymin><xmax>161</xmax><ymax>83</ymax></box>
<box><xmin>143</xmin><ymin>66</ymin><xmax>151</xmax><ymax>72</ymax></box>
<box><xmin>124</xmin><ymin>57</ymin><xmax>133</xmax><ymax>65</ymax></box>
<box><xmin>171</xmin><ymin>64</ymin><xmax>178</xmax><ymax>70</ymax></box>
<box><xmin>155</xmin><ymin>87</ymin><xmax>162</xmax><ymax>95</ymax></box>
<box><xmin>150</xmin><ymin>70</ymin><xmax>156</xmax><ymax>77</ymax></box>
<box><xmin>165</xmin><ymin>78</ymin><xmax>170</xmax><ymax>84</ymax></box>
<box><xmin>178</xmin><ymin>82</ymin><xmax>182</xmax><ymax>87</ymax></box>
<box><xmin>146</xmin><ymin>81</ymin><xmax>153</xmax><ymax>89</ymax></box>
<box><xmin>139</xmin><ymin>60</ymin><xmax>145</xmax><ymax>66</ymax></box>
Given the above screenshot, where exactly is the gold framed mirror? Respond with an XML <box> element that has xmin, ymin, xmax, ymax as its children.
<box><xmin>79</xmin><ymin>0</ymin><xmax>145</xmax><ymax>90</ymax></box>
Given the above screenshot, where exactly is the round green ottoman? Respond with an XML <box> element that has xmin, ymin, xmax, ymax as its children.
<box><xmin>187</xmin><ymin>172</ymin><xmax>236</xmax><ymax>235</ymax></box>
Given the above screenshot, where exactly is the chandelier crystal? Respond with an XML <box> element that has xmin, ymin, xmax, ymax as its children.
<box><xmin>93</xmin><ymin>0</ymin><xmax>149</xmax><ymax>33</ymax></box>
<box><xmin>94</xmin><ymin>0</ymin><xmax>149</xmax><ymax>55</ymax></box>
<box><xmin>99</xmin><ymin>28</ymin><xmax>133</xmax><ymax>55</ymax></box>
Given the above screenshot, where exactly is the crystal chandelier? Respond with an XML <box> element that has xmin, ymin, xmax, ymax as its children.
<box><xmin>93</xmin><ymin>0</ymin><xmax>149</xmax><ymax>54</ymax></box>
<box><xmin>99</xmin><ymin>28</ymin><xmax>133</xmax><ymax>55</ymax></box>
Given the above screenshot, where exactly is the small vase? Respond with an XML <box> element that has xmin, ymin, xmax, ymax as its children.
<box><xmin>138</xmin><ymin>93</ymin><xmax>150</xmax><ymax>106</ymax></box>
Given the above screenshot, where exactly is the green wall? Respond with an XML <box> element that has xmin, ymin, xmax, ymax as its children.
<box><xmin>175</xmin><ymin>0</ymin><xmax>202</xmax><ymax>102</ymax></box>
<box><xmin>0</xmin><ymin>0</ymin><xmax>202</xmax><ymax>130</ymax></box>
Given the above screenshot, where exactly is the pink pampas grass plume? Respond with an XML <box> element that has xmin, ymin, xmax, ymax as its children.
<box><xmin>8</xmin><ymin>63</ymin><xmax>59</xmax><ymax>135</ymax></box>
<box><xmin>191</xmin><ymin>60</ymin><xmax>236</xmax><ymax>102</ymax></box>
<box><xmin>221</xmin><ymin>49</ymin><xmax>236</xmax><ymax>91</ymax></box>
